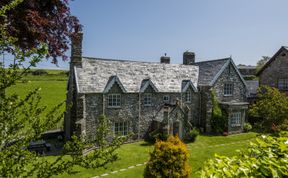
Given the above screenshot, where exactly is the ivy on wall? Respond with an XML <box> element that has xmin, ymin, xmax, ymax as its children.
<box><xmin>210</xmin><ymin>91</ymin><xmax>228</xmax><ymax>133</ymax></box>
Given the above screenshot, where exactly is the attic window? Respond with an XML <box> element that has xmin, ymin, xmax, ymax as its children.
<box><xmin>281</xmin><ymin>53</ymin><xmax>286</xmax><ymax>57</ymax></box>
<box><xmin>108</xmin><ymin>94</ymin><xmax>121</xmax><ymax>108</ymax></box>
<box><xmin>163</xmin><ymin>95</ymin><xmax>170</xmax><ymax>102</ymax></box>
<box><xmin>185</xmin><ymin>91</ymin><xmax>192</xmax><ymax>103</ymax></box>
<box><xmin>143</xmin><ymin>93</ymin><xmax>152</xmax><ymax>106</ymax></box>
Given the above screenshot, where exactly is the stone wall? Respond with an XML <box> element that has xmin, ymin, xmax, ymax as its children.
<box><xmin>259</xmin><ymin>50</ymin><xmax>288</xmax><ymax>93</ymax></box>
<box><xmin>199</xmin><ymin>86</ymin><xmax>212</xmax><ymax>132</ymax></box>
<box><xmin>213</xmin><ymin>63</ymin><xmax>246</xmax><ymax>102</ymax></box>
<box><xmin>82</xmin><ymin>82</ymin><xmax>200</xmax><ymax>140</ymax></box>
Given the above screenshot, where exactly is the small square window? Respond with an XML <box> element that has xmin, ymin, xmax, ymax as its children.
<box><xmin>163</xmin><ymin>95</ymin><xmax>170</xmax><ymax>102</ymax></box>
<box><xmin>108</xmin><ymin>94</ymin><xmax>121</xmax><ymax>107</ymax></box>
<box><xmin>114</xmin><ymin>121</ymin><xmax>128</xmax><ymax>136</ymax></box>
<box><xmin>143</xmin><ymin>93</ymin><xmax>152</xmax><ymax>106</ymax></box>
<box><xmin>231</xmin><ymin>112</ymin><xmax>241</xmax><ymax>127</ymax></box>
<box><xmin>278</xmin><ymin>79</ymin><xmax>288</xmax><ymax>91</ymax></box>
<box><xmin>185</xmin><ymin>91</ymin><xmax>192</xmax><ymax>103</ymax></box>
<box><xmin>224</xmin><ymin>83</ymin><xmax>233</xmax><ymax>96</ymax></box>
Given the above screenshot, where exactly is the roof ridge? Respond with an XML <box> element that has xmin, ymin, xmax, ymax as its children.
<box><xmin>194</xmin><ymin>57</ymin><xmax>231</xmax><ymax>64</ymax></box>
<box><xmin>83</xmin><ymin>56</ymin><xmax>156</xmax><ymax>64</ymax></box>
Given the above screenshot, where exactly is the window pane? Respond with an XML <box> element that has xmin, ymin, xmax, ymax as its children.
<box><xmin>279</xmin><ymin>79</ymin><xmax>288</xmax><ymax>90</ymax></box>
<box><xmin>108</xmin><ymin>94</ymin><xmax>121</xmax><ymax>107</ymax></box>
<box><xmin>114</xmin><ymin>121</ymin><xmax>128</xmax><ymax>136</ymax></box>
<box><xmin>224</xmin><ymin>83</ymin><xmax>233</xmax><ymax>95</ymax></box>
<box><xmin>231</xmin><ymin>112</ymin><xmax>241</xmax><ymax>127</ymax></box>
<box><xmin>144</xmin><ymin>94</ymin><xmax>151</xmax><ymax>105</ymax></box>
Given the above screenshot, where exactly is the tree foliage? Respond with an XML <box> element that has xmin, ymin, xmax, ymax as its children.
<box><xmin>0</xmin><ymin>0</ymin><xmax>81</xmax><ymax>63</ymax></box>
<box><xmin>249</xmin><ymin>86</ymin><xmax>288</xmax><ymax>132</ymax></box>
<box><xmin>144</xmin><ymin>135</ymin><xmax>191</xmax><ymax>178</ymax></box>
<box><xmin>211</xmin><ymin>91</ymin><xmax>227</xmax><ymax>134</ymax></box>
<box><xmin>200</xmin><ymin>132</ymin><xmax>288</xmax><ymax>177</ymax></box>
<box><xmin>0</xmin><ymin>1</ymin><xmax>126</xmax><ymax>177</ymax></box>
<box><xmin>256</xmin><ymin>56</ymin><xmax>270</xmax><ymax>72</ymax></box>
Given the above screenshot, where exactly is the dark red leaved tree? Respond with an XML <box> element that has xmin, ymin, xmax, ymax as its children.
<box><xmin>0</xmin><ymin>0</ymin><xmax>81</xmax><ymax>64</ymax></box>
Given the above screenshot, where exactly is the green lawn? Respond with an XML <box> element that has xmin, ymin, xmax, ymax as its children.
<box><xmin>53</xmin><ymin>132</ymin><xmax>257</xmax><ymax>178</ymax></box>
<box><xmin>6</xmin><ymin>69</ymin><xmax>67</xmax><ymax>128</ymax></box>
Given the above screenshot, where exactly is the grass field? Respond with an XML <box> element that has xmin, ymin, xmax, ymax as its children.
<box><xmin>53</xmin><ymin>132</ymin><xmax>257</xmax><ymax>178</ymax></box>
<box><xmin>6</xmin><ymin>69</ymin><xmax>68</xmax><ymax>128</ymax></box>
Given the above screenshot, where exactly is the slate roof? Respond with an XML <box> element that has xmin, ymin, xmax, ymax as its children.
<box><xmin>194</xmin><ymin>58</ymin><xmax>230</xmax><ymax>86</ymax></box>
<box><xmin>74</xmin><ymin>57</ymin><xmax>199</xmax><ymax>93</ymax></box>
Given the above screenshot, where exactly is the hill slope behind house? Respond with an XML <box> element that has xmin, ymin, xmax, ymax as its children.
<box><xmin>7</xmin><ymin>69</ymin><xmax>68</xmax><ymax>129</ymax></box>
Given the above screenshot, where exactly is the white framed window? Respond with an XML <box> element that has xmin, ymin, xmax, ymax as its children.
<box><xmin>114</xmin><ymin>121</ymin><xmax>128</xmax><ymax>136</ymax></box>
<box><xmin>163</xmin><ymin>95</ymin><xmax>170</xmax><ymax>102</ymax></box>
<box><xmin>143</xmin><ymin>93</ymin><xmax>152</xmax><ymax>106</ymax></box>
<box><xmin>278</xmin><ymin>79</ymin><xmax>288</xmax><ymax>90</ymax></box>
<box><xmin>224</xmin><ymin>83</ymin><xmax>233</xmax><ymax>96</ymax></box>
<box><xmin>185</xmin><ymin>91</ymin><xmax>192</xmax><ymax>103</ymax></box>
<box><xmin>231</xmin><ymin>112</ymin><xmax>241</xmax><ymax>127</ymax></box>
<box><xmin>108</xmin><ymin>94</ymin><xmax>121</xmax><ymax>107</ymax></box>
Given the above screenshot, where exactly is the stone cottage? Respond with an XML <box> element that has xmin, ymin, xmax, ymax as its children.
<box><xmin>64</xmin><ymin>33</ymin><xmax>248</xmax><ymax>140</ymax></box>
<box><xmin>257</xmin><ymin>46</ymin><xmax>288</xmax><ymax>94</ymax></box>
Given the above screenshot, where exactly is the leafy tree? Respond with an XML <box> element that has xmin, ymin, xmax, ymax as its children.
<box><xmin>144</xmin><ymin>135</ymin><xmax>191</xmax><ymax>178</ymax></box>
<box><xmin>0</xmin><ymin>0</ymin><xmax>81</xmax><ymax>64</ymax></box>
<box><xmin>200</xmin><ymin>132</ymin><xmax>288</xmax><ymax>177</ymax></box>
<box><xmin>256</xmin><ymin>56</ymin><xmax>270</xmax><ymax>72</ymax></box>
<box><xmin>249</xmin><ymin>86</ymin><xmax>288</xmax><ymax>132</ymax></box>
<box><xmin>0</xmin><ymin>1</ymin><xmax>126</xmax><ymax>177</ymax></box>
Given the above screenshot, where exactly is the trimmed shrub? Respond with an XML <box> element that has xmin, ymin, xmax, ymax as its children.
<box><xmin>188</xmin><ymin>128</ymin><xmax>199</xmax><ymax>142</ymax></box>
<box><xmin>243</xmin><ymin>122</ymin><xmax>252</xmax><ymax>132</ymax></box>
<box><xmin>200</xmin><ymin>132</ymin><xmax>288</xmax><ymax>177</ymax></box>
<box><xmin>31</xmin><ymin>69</ymin><xmax>48</xmax><ymax>75</ymax></box>
<box><xmin>144</xmin><ymin>135</ymin><xmax>191</xmax><ymax>178</ymax></box>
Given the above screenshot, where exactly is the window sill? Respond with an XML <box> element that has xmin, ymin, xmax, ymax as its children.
<box><xmin>107</xmin><ymin>106</ymin><xmax>121</xmax><ymax>109</ymax></box>
<box><xmin>144</xmin><ymin>104</ymin><xmax>152</xmax><ymax>107</ymax></box>
<box><xmin>224</xmin><ymin>94</ymin><xmax>233</xmax><ymax>97</ymax></box>
<box><xmin>231</xmin><ymin>124</ymin><xmax>241</xmax><ymax>127</ymax></box>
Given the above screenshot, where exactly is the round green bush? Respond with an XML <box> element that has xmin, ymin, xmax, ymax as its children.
<box><xmin>188</xmin><ymin>128</ymin><xmax>199</xmax><ymax>142</ymax></box>
<box><xmin>243</xmin><ymin>122</ymin><xmax>252</xmax><ymax>132</ymax></box>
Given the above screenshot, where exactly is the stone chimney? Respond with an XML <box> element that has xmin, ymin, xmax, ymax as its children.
<box><xmin>160</xmin><ymin>54</ymin><xmax>170</xmax><ymax>64</ymax></box>
<box><xmin>183</xmin><ymin>51</ymin><xmax>195</xmax><ymax>65</ymax></box>
<box><xmin>71</xmin><ymin>32</ymin><xmax>83</xmax><ymax>65</ymax></box>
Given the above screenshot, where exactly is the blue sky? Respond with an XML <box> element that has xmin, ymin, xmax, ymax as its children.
<box><xmin>37</xmin><ymin>0</ymin><xmax>288</xmax><ymax>69</ymax></box>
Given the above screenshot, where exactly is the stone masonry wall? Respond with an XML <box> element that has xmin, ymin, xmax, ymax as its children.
<box><xmin>83</xmin><ymin>82</ymin><xmax>199</xmax><ymax>140</ymax></box>
<box><xmin>213</xmin><ymin>63</ymin><xmax>246</xmax><ymax>102</ymax></box>
<box><xmin>259</xmin><ymin>50</ymin><xmax>288</xmax><ymax>94</ymax></box>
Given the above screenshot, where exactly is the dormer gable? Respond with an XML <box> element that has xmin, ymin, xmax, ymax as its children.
<box><xmin>181</xmin><ymin>80</ymin><xmax>198</xmax><ymax>92</ymax></box>
<box><xmin>140</xmin><ymin>79</ymin><xmax>158</xmax><ymax>93</ymax></box>
<box><xmin>103</xmin><ymin>75</ymin><xmax>127</xmax><ymax>93</ymax></box>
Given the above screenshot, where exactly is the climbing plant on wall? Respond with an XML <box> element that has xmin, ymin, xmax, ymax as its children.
<box><xmin>210</xmin><ymin>91</ymin><xmax>228</xmax><ymax>134</ymax></box>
